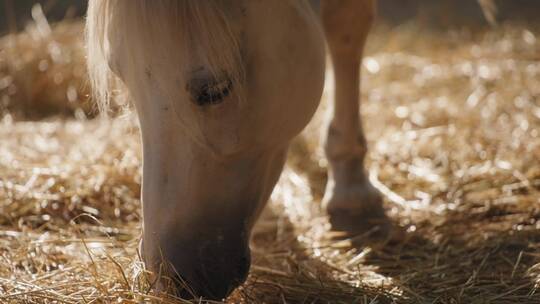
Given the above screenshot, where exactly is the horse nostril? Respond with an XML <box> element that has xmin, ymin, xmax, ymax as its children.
<box><xmin>204</xmin><ymin>254</ymin><xmax>251</xmax><ymax>299</ymax></box>
<box><xmin>171</xmin><ymin>253</ymin><xmax>251</xmax><ymax>300</ymax></box>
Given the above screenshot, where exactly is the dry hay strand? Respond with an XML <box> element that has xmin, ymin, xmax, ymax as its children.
<box><xmin>0</xmin><ymin>20</ymin><xmax>540</xmax><ymax>303</ymax></box>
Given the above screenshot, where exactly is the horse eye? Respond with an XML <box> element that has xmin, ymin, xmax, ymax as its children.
<box><xmin>188</xmin><ymin>77</ymin><xmax>233</xmax><ymax>106</ymax></box>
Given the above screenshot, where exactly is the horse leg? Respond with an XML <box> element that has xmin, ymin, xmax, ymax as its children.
<box><xmin>321</xmin><ymin>0</ymin><xmax>385</xmax><ymax>232</ymax></box>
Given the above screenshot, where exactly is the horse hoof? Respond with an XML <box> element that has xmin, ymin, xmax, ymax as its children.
<box><xmin>323</xmin><ymin>178</ymin><xmax>387</xmax><ymax>234</ymax></box>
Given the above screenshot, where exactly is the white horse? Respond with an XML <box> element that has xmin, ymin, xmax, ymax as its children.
<box><xmin>85</xmin><ymin>0</ymin><xmax>494</xmax><ymax>300</ymax></box>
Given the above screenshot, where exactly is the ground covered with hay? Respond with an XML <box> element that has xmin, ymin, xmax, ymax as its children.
<box><xmin>0</xmin><ymin>18</ymin><xmax>539</xmax><ymax>303</ymax></box>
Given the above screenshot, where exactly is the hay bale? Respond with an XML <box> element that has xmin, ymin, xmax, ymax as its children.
<box><xmin>0</xmin><ymin>17</ymin><xmax>92</xmax><ymax>120</ymax></box>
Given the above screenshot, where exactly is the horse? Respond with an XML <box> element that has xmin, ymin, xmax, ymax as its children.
<box><xmin>85</xmin><ymin>0</ymin><xmax>494</xmax><ymax>300</ymax></box>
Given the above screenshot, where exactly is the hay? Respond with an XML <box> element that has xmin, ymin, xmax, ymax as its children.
<box><xmin>0</xmin><ymin>19</ymin><xmax>539</xmax><ymax>303</ymax></box>
<box><xmin>0</xmin><ymin>14</ymin><xmax>91</xmax><ymax>120</ymax></box>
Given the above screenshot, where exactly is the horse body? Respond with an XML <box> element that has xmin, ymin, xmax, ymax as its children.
<box><xmin>87</xmin><ymin>0</ymin><xmax>379</xmax><ymax>299</ymax></box>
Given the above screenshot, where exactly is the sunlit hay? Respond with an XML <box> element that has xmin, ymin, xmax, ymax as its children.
<box><xmin>284</xmin><ymin>22</ymin><xmax>540</xmax><ymax>303</ymax></box>
<box><xmin>0</xmin><ymin>5</ymin><xmax>125</xmax><ymax>120</ymax></box>
<box><xmin>0</xmin><ymin>8</ymin><xmax>89</xmax><ymax>120</ymax></box>
<box><xmin>0</xmin><ymin>20</ymin><xmax>540</xmax><ymax>303</ymax></box>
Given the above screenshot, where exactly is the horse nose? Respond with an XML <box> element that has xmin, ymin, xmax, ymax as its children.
<box><xmin>203</xmin><ymin>253</ymin><xmax>250</xmax><ymax>299</ymax></box>
<box><xmin>174</xmin><ymin>251</ymin><xmax>251</xmax><ymax>300</ymax></box>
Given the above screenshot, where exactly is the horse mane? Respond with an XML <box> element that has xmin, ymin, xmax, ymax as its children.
<box><xmin>86</xmin><ymin>0</ymin><xmax>244</xmax><ymax>114</ymax></box>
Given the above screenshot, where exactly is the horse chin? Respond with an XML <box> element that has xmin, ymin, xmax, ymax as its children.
<box><xmin>175</xmin><ymin>249</ymin><xmax>251</xmax><ymax>300</ymax></box>
<box><xmin>141</xmin><ymin>230</ymin><xmax>251</xmax><ymax>300</ymax></box>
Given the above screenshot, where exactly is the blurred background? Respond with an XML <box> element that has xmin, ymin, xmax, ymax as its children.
<box><xmin>0</xmin><ymin>0</ymin><xmax>539</xmax><ymax>119</ymax></box>
<box><xmin>0</xmin><ymin>0</ymin><xmax>86</xmax><ymax>35</ymax></box>
<box><xmin>2</xmin><ymin>0</ymin><xmax>540</xmax><ymax>33</ymax></box>
<box><xmin>1</xmin><ymin>0</ymin><xmax>540</xmax><ymax>119</ymax></box>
